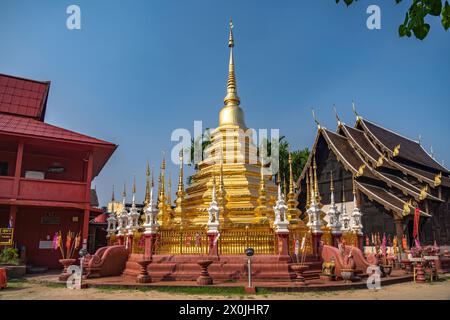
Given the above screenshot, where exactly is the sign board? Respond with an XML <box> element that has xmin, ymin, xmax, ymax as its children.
<box><xmin>39</xmin><ymin>241</ymin><xmax>54</xmax><ymax>249</ymax></box>
<box><xmin>0</xmin><ymin>228</ymin><xmax>14</xmax><ymax>245</ymax></box>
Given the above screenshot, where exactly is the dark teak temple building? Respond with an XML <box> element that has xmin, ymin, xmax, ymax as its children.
<box><xmin>0</xmin><ymin>73</ymin><xmax>116</xmax><ymax>268</ymax></box>
<box><xmin>297</xmin><ymin>109</ymin><xmax>450</xmax><ymax>247</ymax></box>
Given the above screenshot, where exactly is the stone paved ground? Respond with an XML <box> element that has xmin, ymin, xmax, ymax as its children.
<box><xmin>1</xmin><ymin>275</ymin><xmax>449</xmax><ymax>300</ymax></box>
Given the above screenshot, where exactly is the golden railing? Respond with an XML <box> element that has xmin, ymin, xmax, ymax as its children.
<box><xmin>155</xmin><ymin>228</ymin><xmax>208</xmax><ymax>254</ymax></box>
<box><xmin>321</xmin><ymin>229</ymin><xmax>333</xmax><ymax>246</ymax></box>
<box><xmin>131</xmin><ymin>232</ymin><xmax>145</xmax><ymax>254</ymax></box>
<box><xmin>108</xmin><ymin>234</ymin><xmax>117</xmax><ymax>246</ymax></box>
<box><xmin>342</xmin><ymin>231</ymin><xmax>358</xmax><ymax>247</ymax></box>
<box><xmin>218</xmin><ymin>227</ymin><xmax>275</xmax><ymax>255</ymax></box>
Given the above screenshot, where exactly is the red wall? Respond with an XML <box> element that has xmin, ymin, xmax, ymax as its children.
<box><xmin>15</xmin><ymin>206</ymin><xmax>84</xmax><ymax>269</ymax></box>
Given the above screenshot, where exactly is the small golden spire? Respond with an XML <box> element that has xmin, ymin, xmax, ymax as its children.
<box><xmin>151</xmin><ymin>166</ymin><xmax>155</xmax><ymax>188</ymax></box>
<box><xmin>110</xmin><ymin>185</ymin><xmax>115</xmax><ymax>214</ymax></box>
<box><xmin>313</xmin><ymin>156</ymin><xmax>320</xmax><ymax>203</ymax></box>
<box><xmin>122</xmin><ymin>182</ymin><xmax>126</xmax><ymax>198</ymax></box>
<box><xmin>167</xmin><ymin>172</ymin><xmax>172</xmax><ymax>206</ymax></box>
<box><xmin>177</xmin><ymin>150</ymin><xmax>184</xmax><ymax>195</ymax></box>
<box><xmin>288</xmin><ymin>152</ymin><xmax>294</xmax><ymax>194</ymax></box>
<box><xmin>224</xmin><ymin>18</ymin><xmax>240</xmax><ymax>107</ymax></box>
<box><xmin>260</xmin><ymin>155</ymin><xmax>266</xmax><ymax>191</ymax></box>
<box><xmin>306</xmin><ymin>171</ymin><xmax>311</xmax><ymax>209</ymax></box>
<box><xmin>144</xmin><ymin>161</ymin><xmax>151</xmax><ymax>206</ymax></box>
<box><xmin>132</xmin><ymin>176</ymin><xmax>136</xmax><ymax>194</ymax></box>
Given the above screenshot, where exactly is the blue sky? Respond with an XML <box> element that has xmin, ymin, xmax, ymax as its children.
<box><xmin>1</xmin><ymin>0</ymin><xmax>449</xmax><ymax>206</ymax></box>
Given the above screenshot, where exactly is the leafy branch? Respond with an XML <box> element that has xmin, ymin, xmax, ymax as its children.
<box><xmin>335</xmin><ymin>0</ymin><xmax>450</xmax><ymax>40</ymax></box>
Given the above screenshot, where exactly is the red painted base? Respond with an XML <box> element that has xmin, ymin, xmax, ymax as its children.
<box><xmin>122</xmin><ymin>254</ymin><xmax>322</xmax><ymax>282</ymax></box>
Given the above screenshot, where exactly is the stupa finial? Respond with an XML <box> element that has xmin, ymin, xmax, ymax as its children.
<box><xmin>224</xmin><ymin>18</ymin><xmax>240</xmax><ymax>107</ymax></box>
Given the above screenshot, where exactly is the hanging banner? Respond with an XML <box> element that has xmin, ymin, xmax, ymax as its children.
<box><xmin>413</xmin><ymin>207</ymin><xmax>420</xmax><ymax>239</ymax></box>
<box><xmin>0</xmin><ymin>228</ymin><xmax>14</xmax><ymax>245</ymax></box>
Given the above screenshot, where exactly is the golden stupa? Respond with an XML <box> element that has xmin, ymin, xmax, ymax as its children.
<box><xmin>181</xmin><ymin>19</ymin><xmax>279</xmax><ymax>227</ymax></box>
<box><xmin>133</xmin><ymin>20</ymin><xmax>304</xmax><ymax>231</ymax></box>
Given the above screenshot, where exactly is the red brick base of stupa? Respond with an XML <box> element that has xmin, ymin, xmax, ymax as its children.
<box><xmin>122</xmin><ymin>254</ymin><xmax>322</xmax><ymax>282</ymax></box>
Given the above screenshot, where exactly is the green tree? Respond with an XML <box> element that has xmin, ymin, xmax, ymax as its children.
<box><xmin>336</xmin><ymin>0</ymin><xmax>450</xmax><ymax>40</ymax></box>
<box><xmin>260</xmin><ymin>136</ymin><xmax>310</xmax><ymax>192</ymax></box>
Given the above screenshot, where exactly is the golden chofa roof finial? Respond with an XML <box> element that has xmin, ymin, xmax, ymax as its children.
<box><xmin>352</xmin><ymin>100</ymin><xmax>361</xmax><ymax>122</ymax></box>
<box><xmin>219</xmin><ymin>18</ymin><xmax>246</xmax><ymax>128</ymax></box>
<box><xmin>311</xmin><ymin>108</ymin><xmax>321</xmax><ymax>130</ymax></box>
<box><xmin>333</xmin><ymin>104</ymin><xmax>342</xmax><ymax>127</ymax></box>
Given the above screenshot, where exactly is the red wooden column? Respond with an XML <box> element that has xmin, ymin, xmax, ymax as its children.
<box><xmin>12</xmin><ymin>140</ymin><xmax>24</xmax><ymax>198</ymax></box>
<box><xmin>82</xmin><ymin>151</ymin><xmax>94</xmax><ymax>249</ymax></box>
<box><xmin>9</xmin><ymin>140</ymin><xmax>24</xmax><ymax>231</ymax></box>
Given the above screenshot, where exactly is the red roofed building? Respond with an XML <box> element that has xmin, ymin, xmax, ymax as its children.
<box><xmin>0</xmin><ymin>73</ymin><xmax>116</xmax><ymax>268</ymax></box>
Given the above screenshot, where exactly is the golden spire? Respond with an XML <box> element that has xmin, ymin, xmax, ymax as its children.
<box><xmin>286</xmin><ymin>151</ymin><xmax>301</xmax><ymax>222</ymax></box>
<box><xmin>160</xmin><ymin>153</ymin><xmax>166</xmax><ymax>202</ymax></box>
<box><xmin>330</xmin><ymin>170</ymin><xmax>334</xmax><ymax>192</ymax></box>
<box><xmin>260</xmin><ymin>155</ymin><xmax>266</xmax><ymax>192</ymax></box>
<box><xmin>306</xmin><ymin>171</ymin><xmax>311</xmax><ymax>209</ymax></box>
<box><xmin>122</xmin><ymin>182</ymin><xmax>127</xmax><ymax>198</ymax></box>
<box><xmin>219</xmin><ymin>19</ymin><xmax>246</xmax><ymax>128</ymax></box>
<box><xmin>167</xmin><ymin>172</ymin><xmax>172</xmax><ymax>207</ymax></box>
<box><xmin>313</xmin><ymin>156</ymin><xmax>321</xmax><ymax>203</ymax></box>
<box><xmin>256</xmin><ymin>154</ymin><xmax>267</xmax><ymax>217</ymax></box>
<box><xmin>144</xmin><ymin>161</ymin><xmax>151</xmax><ymax>206</ymax></box>
<box><xmin>175</xmin><ymin>151</ymin><xmax>185</xmax><ymax>220</ymax></box>
<box><xmin>288</xmin><ymin>152</ymin><xmax>294</xmax><ymax>194</ymax></box>
<box><xmin>110</xmin><ymin>185</ymin><xmax>115</xmax><ymax>214</ymax></box>
<box><xmin>177</xmin><ymin>150</ymin><xmax>185</xmax><ymax>196</ymax></box>
<box><xmin>224</xmin><ymin>18</ymin><xmax>240</xmax><ymax>107</ymax></box>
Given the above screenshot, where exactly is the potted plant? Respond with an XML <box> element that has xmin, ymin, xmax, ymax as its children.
<box><xmin>0</xmin><ymin>248</ymin><xmax>20</xmax><ymax>266</ymax></box>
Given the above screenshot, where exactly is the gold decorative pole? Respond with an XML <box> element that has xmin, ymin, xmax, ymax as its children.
<box><xmin>306</xmin><ymin>171</ymin><xmax>311</xmax><ymax>210</ymax></box>
<box><xmin>256</xmin><ymin>154</ymin><xmax>267</xmax><ymax>219</ymax></box>
<box><xmin>144</xmin><ymin>161</ymin><xmax>151</xmax><ymax>207</ymax></box>
<box><xmin>175</xmin><ymin>150</ymin><xmax>186</xmax><ymax>225</ymax></box>
<box><xmin>217</xmin><ymin>157</ymin><xmax>226</xmax><ymax>212</ymax></box>
<box><xmin>313</xmin><ymin>156</ymin><xmax>321</xmax><ymax>205</ymax></box>
<box><xmin>287</xmin><ymin>152</ymin><xmax>301</xmax><ymax>223</ymax></box>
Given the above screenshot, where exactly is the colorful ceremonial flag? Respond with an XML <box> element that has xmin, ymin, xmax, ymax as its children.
<box><xmin>213</xmin><ymin>232</ymin><xmax>220</xmax><ymax>246</ymax></box>
<box><xmin>53</xmin><ymin>232</ymin><xmax>59</xmax><ymax>250</ymax></box>
<box><xmin>75</xmin><ymin>232</ymin><xmax>81</xmax><ymax>249</ymax></box>
<box><xmin>300</xmin><ymin>235</ymin><xmax>306</xmax><ymax>252</ymax></box>
<box><xmin>413</xmin><ymin>207</ymin><xmax>420</xmax><ymax>239</ymax></box>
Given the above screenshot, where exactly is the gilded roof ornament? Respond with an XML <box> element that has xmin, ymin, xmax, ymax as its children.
<box><xmin>419</xmin><ymin>185</ymin><xmax>428</xmax><ymax>201</ymax></box>
<box><xmin>434</xmin><ymin>172</ymin><xmax>442</xmax><ymax>187</ymax></box>
<box><xmin>311</xmin><ymin>108</ymin><xmax>321</xmax><ymax>130</ymax></box>
<box><xmin>393</xmin><ymin>144</ymin><xmax>401</xmax><ymax>157</ymax></box>
<box><xmin>356</xmin><ymin>164</ymin><xmax>366</xmax><ymax>177</ymax></box>
<box><xmin>352</xmin><ymin>100</ymin><xmax>361</xmax><ymax>121</ymax></box>
<box><xmin>333</xmin><ymin>104</ymin><xmax>342</xmax><ymax>127</ymax></box>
